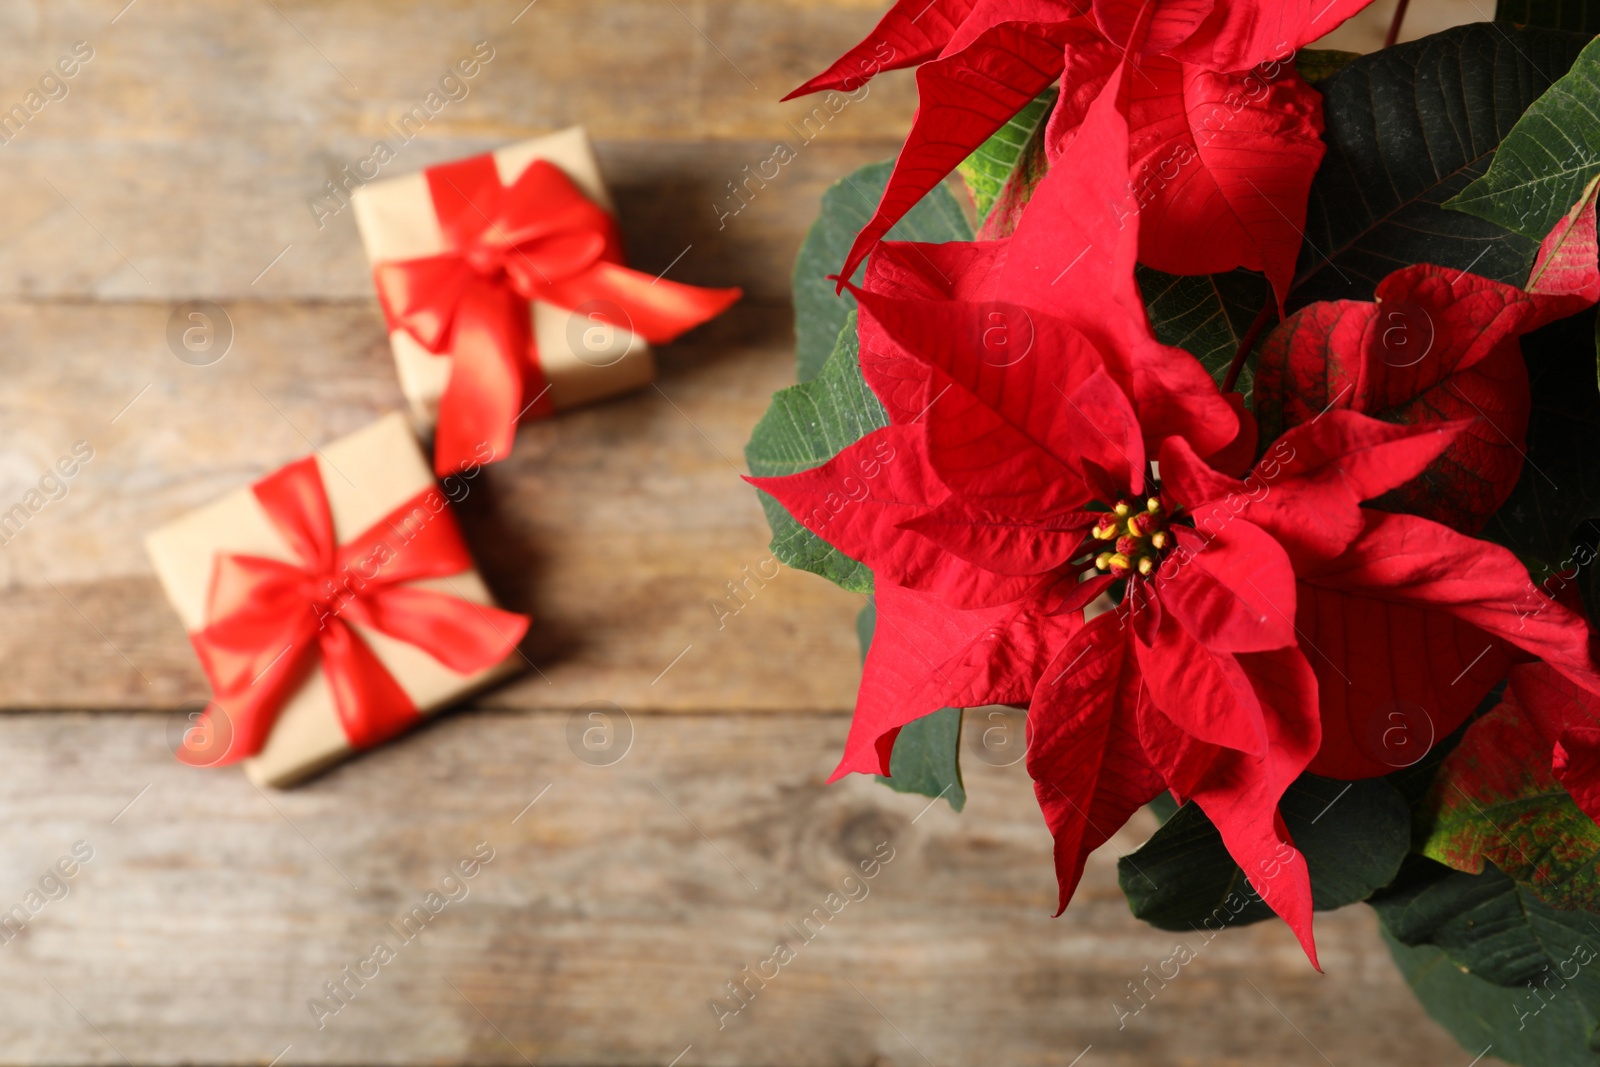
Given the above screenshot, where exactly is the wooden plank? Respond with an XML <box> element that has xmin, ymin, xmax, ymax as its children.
<box><xmin>0</xmin><ymin>0</ymin><xmax>921</xmax><ymax>302</ymax></box>
<box><xmin>0</xmin><ymin>137</ymin><xmax>907</xmax><ymax>303</ymax></box>
<box><xmin>0</xmin><ymin>0</ymin><xmax>1485</xmax><ymax>304</ymax></box>
<box><xmin>0</xmin><ymin>710</ymin><xmax>1473</xmax><ymax>1065</ymax></box>
<box><xmin>0</xmin><ymin>0</ymin><xmax>918</xmax><ymax>144</ymax></box>
<box><xmin>0</xmin><ymin>299</ymin><xmax>868</xmax><ymax>712</ymax></box>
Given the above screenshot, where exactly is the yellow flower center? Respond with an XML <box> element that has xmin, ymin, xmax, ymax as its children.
<box><xmin>1091</xmin><ymin>497</ymin><xmax>1171</xmax><ymax>579</ymax></box>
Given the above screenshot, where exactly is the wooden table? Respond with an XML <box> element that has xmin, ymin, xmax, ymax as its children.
<box><xmin>0</xmin><ymin>1</ymin><xmax>1495</xmax><ymax>1063</ymax></box>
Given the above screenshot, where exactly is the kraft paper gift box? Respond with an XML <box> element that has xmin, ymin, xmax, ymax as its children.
<box><xmin>145</xmin><ymin>413</ymin><xmax>527</xmax><ymax>787</ymax></box>
<box><xmin>351</xmin><ymin>126</ymin><xmax>652</xmax><ymax>428</ymax></box>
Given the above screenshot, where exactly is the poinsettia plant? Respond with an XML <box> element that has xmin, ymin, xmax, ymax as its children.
<box><xmin>748</xmin><ymin>1</ymin><xmax>1600</xmax><ymax>1061</ymax></box>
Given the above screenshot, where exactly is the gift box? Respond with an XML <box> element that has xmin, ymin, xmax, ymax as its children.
<box><xmin>145</xmin><ymin>413</ymin><xmax>529</xmax><ymax>787</ymax></box>
<box><xmin>351</xmin><ymin>125</ymin><xmax>741</xmax><ymax>475</ymax></box>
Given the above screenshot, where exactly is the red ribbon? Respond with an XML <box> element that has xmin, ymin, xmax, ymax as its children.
<box><xmin>372</xmin><ymin>155</ymin><xmax>742</xmax><ymax>475</ymax></box>
<box><xmin>178</xmin><ymin>456</ymin><xmax>530</xmax><ymax>767</ymax></box>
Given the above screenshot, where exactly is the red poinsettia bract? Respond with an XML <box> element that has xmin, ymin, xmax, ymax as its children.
<box><xmin>1497</xmin><ymin>658</ymin><xmax>1600</xmax><ymax>825</ymax></box>
<box><xmin>752</xmin><ymin>273</ymin><xmax>1508</xmax><ymax>965</ymax></box>
<box><xmin>1256</xmin><ymin>191</ymin><xmax>1600</xmax><ymax>535</ymax></box>
<box><xmin>1250</xmin><ymin>188</ymin><xmax>1600</xmax><ymax>779</ymax></box>
<box><xmin>756</xmin><ymin>61</ymin><xmax>1600</xmax><ymax>965</ymax></box>
<box><xmin>786</xmin><ymin>0</ymin><xmax>1366</xmax><ymax>303</ymax></box>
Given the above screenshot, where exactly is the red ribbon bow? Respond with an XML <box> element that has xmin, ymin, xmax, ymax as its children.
<box><xmin>179</xmin><ymin>456</ymin><xmax>529</xmax><ymax>767</ymax></box>
<box><xmin>372</xmin><ymin>155</ymin><xmax>742</xmax><ymax>475</ymax></box>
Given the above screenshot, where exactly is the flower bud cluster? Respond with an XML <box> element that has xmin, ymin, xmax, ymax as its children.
<box><xmin>1092</xmin><ymin>497</ymin><xmax>1170</xmax><ymax>578</ymax></box>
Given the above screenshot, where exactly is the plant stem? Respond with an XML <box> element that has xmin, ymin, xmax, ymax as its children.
<box><xmin>1384</xmin><ymin>0</ymin><xmax>1412</xmax><ymax>48</ymax></box>
<box><xmin>1221</xmin><ymin>300</ymin><xmax>1274</xmax><ymax>394</ymax></box>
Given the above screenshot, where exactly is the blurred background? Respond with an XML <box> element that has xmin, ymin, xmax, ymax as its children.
<box><xmin>0</xmin><ymin>0</ymin><xmax>1492</xmax><ymax>1063</ymax></box>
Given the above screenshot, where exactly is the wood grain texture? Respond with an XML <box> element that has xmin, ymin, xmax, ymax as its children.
<box><xmin>0</xmin><ymin>136</ymin><xmax>909</xmax><ymax>303</ymax></box>
<box><xmin>0</xmin><ymin>0</ymin><xmax>918</xmax><ymax>302</ymax></box>
<box><xmin>0</xmin><ymin>300</ymin><xmax>867</xmax><ymax>713</ymax></box>
<box><xmin>0</xmin><ymin>0</ymin><xmax>1507</xmax><ymax>1063</ymax></box>
<box><xmin>0</xmin><ymin>711</ymin><xmax>1471</xmax><ymax>1066</ymax></box>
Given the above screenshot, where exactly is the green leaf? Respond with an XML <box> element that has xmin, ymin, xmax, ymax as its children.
<box><xmin>1382</xmin><ymin>925</ymin><xmax>1600</xmax><ymax>1066</ymax></box>
<box><xmin>1295</xmin><ymin>48</ymin><xmax>1361</xmax><ymax>84</ymax></box>
<box><xmin>1498</xmin><ymin>0</ymin><xmax>1600</xmax><ymax>36</ymax></box>
<box><xmin>1420</xmin><ymin>698</ymin><xmax>1600</xmax><ymax>910</ymax></box>
<box><xmin>761</xmin><ymin>161</ymin><xmax>972</xmax><ymax>588</ymax></box>
<box><xmin>1482</xmin><ymin>306</ymin><xmax>1600</xmax><ymax>590</ymax></box>
<box><xmin>1375</xmin><ymin>860</ymin><xmax>1600</xmax><ymax>994</ymax></box>
<box><xmin>1450</xmin><ymin>34</ymin><xmax>1600</xmax><ymax>240</ymax></box>
<box><xmin>1292</xmin><ymin>23</ymin><xmax>1591</xmax><ymax>309</ymax></box>
<box><xmin>1136</xmin><ymin>266</ymin><xmax>1272</xmax><ymax>401</ymax></box>
<box><xmin>1146</xmin><ymin>792</ymin><xmax>1179</xmax><ymax>824</ymax></box>
<box><xmin>856</xmin><ymin>598</ymin><xmax>967</xmax><ymax>812</ymax></box>
<box><xmin>1118</xmin><ymin>774</ymin><xmax>1410</xmax><ymax>930</ymax></box>
<box><xmin>957</xmin><ymin>87</ymin><xmax>1059</xmax><ymax>228</ymax></box>
<box><xmin>745</xmin><ymin>313</ymin><xmax>886</xmax><ymax>592</ymax></box>
<box><xmin>854</xmin><ymin>598</ymin><xmax>875</xmax><ymax>661</ymax></box>
<box><xmin>1375</xmin><ymin>861</ymin><xmax>1600</xmax><ymax>1065</ymax></box>
<box><xmin>793</xmin><ymin>160</ymin><xmax>973</xmax><ymax>382</ymax></box>
<box><xmin>874</xmin><ymin>707</ymin><xmax>967</xmax><ymax>812</ymax></box>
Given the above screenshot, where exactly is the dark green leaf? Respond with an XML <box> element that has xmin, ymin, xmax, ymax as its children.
<box><xmin>1121</xmin><ymin>800</ymin><xmax>1271</xmax><ymax>928</ymax></box>
<box><xmin>793</xmin><ymin>161</ymin><xmax>973</xmax><ymax>382</ymax></box>
<box><xmin>874</xmin><ymin>707</ymin><xmax>967</xmax><ymax>812</ymax></box>
<box><xmin>1295</xmin><ymin>48</ymin><xmax>1361</xmax><ymax>84</ymax></box>
<box><xmin>1146</xmin><ymin>792</ymin><xmax>1179</xmax><ymax>824</ymax></box>
<box><xmin>1382</xmin><ymin>927</ymin><xmax>1600</xmax><ymax>1066</ymax></box>
<box><xmin>957</xmin><ymin>87</ymin><xmax>1058</xmax><ymax>228</ymax></box>
<box><xmin>1292</xmin><ymin>23</ymin><xmax>1590</xmax><ymax>309</ymax></box>
<box><xmin>1136</xmin><ymin>266</ymin><xmax>1272</xmax><ymax>401</ymax></box>
<box><xmin>857</xmin><ymin>598</ymin><xmax>967</xmax><ymax>811</ymax></box>
<box><xmin>1482</xmin><ymin>306</ymin><xmax>1600</xmax><ymax>572</ymax></box>
<box><xmin>1375</xmin><ymin>860</ymin><xmax>1600</xmax><ymax>1066</ymax></box>
<box><xmin>1576</xmin><ymin>519</ymin><xmax>1600</xmax><ymax>623</ymax></box>
<box><xmin>1375</xmin><ymin>860</ymin><xmax>1600</xmax><ymax>995</ymax></box>
<box><xmin>745</xmin><ymin>314</ymin><xmax>886</xmax><ymax>592</ymax></box>
<box><xmin>1498</xmin><ymin>0</ymin><xmax>1600</xmax><ymax>36</ymax></box>
<box><xmin>1450</xmin><ymin>35</ymin><xmax>1600</xmax><ymax>239</ymax></box>
<box><xmin>1118</xmin><ymin>774</ymin><xmax>1410</xmax><ymax>930</ymax></box>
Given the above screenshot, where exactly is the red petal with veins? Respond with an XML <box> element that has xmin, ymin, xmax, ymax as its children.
<box><xmin>1506</xmin><ymin>661</ymin><xmax>1600</xmax><ymax>825</ymax></box>
<box><xmin>839</xmin><ymin>19</ymin><xmax>1078</xmax><ymax>283</ymax></box>
<box><xmin>900</xmin><ymin>497</ymin><xmax>1097</xmax><ymax>576</ymax></box>
<box><xmin>1554</xmin><ymin>729</ymin><xmax>1600</xmax><ymax>823</ymax></box>
<box><xmin>1509</xmin><ymin>660</ymin><xmax>1600</xmax><ymax>746</ymax></box>
<box><xmin>1126</xmin><ymin>58</ymin><xmax>1322</xmax><ymax>310</ymax></box>
<box><xmin>852</xmin><ymin>289</ymin><xmax>1137</xmax><ymax>513</ymax></box>
<box><xmin>1525</xmin><ymin>177</ymin><xmax>1600</xmax><ymax>319</ymax></box>
<box><xmin>1048</xmin><ymin>48</ymin><xmax>1324</xmax><ymax>309</ymax></box>
<box><xmin>1159</xmin><ymin>520</ymin><xmax>1297</xmax><ymax>653</ymax></box>
<box><xmin>1134</xmin><ymin>595</ymin><xmax>1269</xmax><ymax>755</ymax></box>
<box><xmin>782</xmin><ymin>0</ymin><xmax>978</xmax><ymax>100</ymax></box>
<box><xmin>863</xmin><ymin>236</ymin><xmax>1005</xmax><ymax>304</ymax></box>
<box><xmin>1171</xmin><ymin>0</ymin><xmax>1374</xmax><ymax>72</ymax></box>
<box><xmin>944</xmin><ymin>0</ymin><xmax>1094</xmax><ymax>51</ymax></box>
<box><xmin>834</xmin><ymin>580</ymin><xmax>1083</xmax><ymax>779</ymax></box>
<box><xmin>1300</xmin><ymin>511</ymin><xmax>1600</xmax><ymax>779</ymax></box>
<box><xmin>1137</xmin><ymin>644</ymin><xmax>1322</xmax><ymax>966</ymax></box>
<box><xmin>1093</xmin><ymin>0</ymin><xmax>1215</xmax><ymax>54</ymax></box>
<box><xmin>1254</xmin><ymin>264</ymin><xmax>1573</xmax><ymax>533</ymax></box>
<box><xmin>1206</xmin><ymin>391</ymin><xmax>1260</xmax><ymax>479</ymax></box>
<box><xmin>745</xmin><ymin>425</ymin><xmax>1037</xmax><ymax>608</ymax></box>
<box><xmin>860</xmin><ymin>66</ymin><xmax>1241</xmax><ymax>461</ymax></box>
<box><xmin>1027</xmin><ymin>612</ymin><xmax>1166</xmax><ymax>913</ymax></box>
<box><xmin>1160</xmin><ymin>412</ymin><xmax>1467</xmax><ymax>561</ymax></box>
